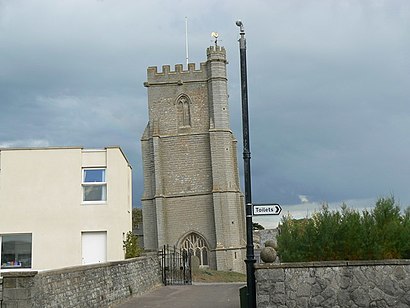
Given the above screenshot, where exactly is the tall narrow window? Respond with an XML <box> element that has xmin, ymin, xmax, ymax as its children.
<box><xmin>82</xmin><ymin>168</ymin><xmax>106</xmax><ymax>202</ymax></box>
<box><xmin>0</xmin><ymin>234</ymin><xmax>32</xmax><ymax>269</ymax></box>
<box><xmin>177</xmin><ymin>94</ymin><xmax>191</xmax><ymax>127</ymax></box>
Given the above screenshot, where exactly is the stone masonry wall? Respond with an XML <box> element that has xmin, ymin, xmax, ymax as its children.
<box><xmin>255</xmin><ymin>260</ymin><xmax>410</xmax><ymax>308</ymax></box>
<box><xmin>0</xmin><ymin>253</ymin><xmax>161</xmax><ymax>308</ymax></box>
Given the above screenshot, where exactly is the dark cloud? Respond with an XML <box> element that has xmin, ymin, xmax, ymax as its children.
<box><xmin>1</xmin><ymin>0</ymin><xmax>410</xmax><ymax>215</ymax></box>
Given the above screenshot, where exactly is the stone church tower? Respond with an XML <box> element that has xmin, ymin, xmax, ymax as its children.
<box><xmin>141</xmin><ymin>45</ymin><xmax>246</xmax><ymax>273</ymax></box>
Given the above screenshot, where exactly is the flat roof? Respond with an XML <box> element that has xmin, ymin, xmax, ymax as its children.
<box><xmin>0</xmin><ymin>145</ymin><xmax>132</xmax><ymax>169</ymax></box>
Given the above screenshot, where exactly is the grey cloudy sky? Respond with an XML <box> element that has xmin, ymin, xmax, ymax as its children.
<box><xmin>1</xmin><ymin>0</ymin><xmax>409</xmax><ymax>227</ymax></box>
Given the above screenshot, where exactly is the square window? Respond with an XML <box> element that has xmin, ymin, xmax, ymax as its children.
<box><xmin>83</xmin><ymin>185</ymin><xmax>106</xmax><ymax>201</ymax></box>
<box><xmin>1</xmin><ymin>234</ymin><xmax>32</xmax><ymax>269</ymax></box>
<box><xmin>82</xmin><ymin>169</ymin><xmax>106</xmax><ymax>203</ymax></box>
<box><xmin>84</xmin><ymin>169</ymin><xmax>105</xmax><ymax>183</ymax></box>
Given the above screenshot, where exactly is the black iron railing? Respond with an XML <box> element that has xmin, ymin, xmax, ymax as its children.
<box><xmin>159</xmin><ymin>245</ymin><xmax>192</xmax><ymax>286</ymax></box>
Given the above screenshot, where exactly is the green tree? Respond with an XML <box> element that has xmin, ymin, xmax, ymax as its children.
<box><xmin>277</xmin><ymin>216</ymin><xmax>310</xmax><ymax>262</ymax></box>
<box><xmin>132</xmin><ymin>208</ymin><xmax>142</xmax><ymax>230</ymax></box>
<box><xmin>276</xmin><ymin>197</ymin><xmax>409</xmax><ymax>262</ymax></box>
<box><xmin>123</xmin><ymin>231</ymin><xmax>142</xmax><ymax>259</ymax></box>
<box><xmin>359</xmin><ymin>209</ymin><xmax>378</xmax><ymax>260</ymax></box>
<box><xmin>312</xmin><ymin>204</ymin><xmax>342</xmax><ymax>260</ymax></box>
<box><xmin>400</xmin><ymin>207</ymin><xmax>410</xmax><ymax>258</ymax></box>
<box><xmin>338</xmin><ymin>205</ymin><xmax>362</xmax><ymax>260</ymax></box>
<box><xmin>373</xmin><ymin>197</ymin><xmax>403</xmax><ymax>259</ymax></box>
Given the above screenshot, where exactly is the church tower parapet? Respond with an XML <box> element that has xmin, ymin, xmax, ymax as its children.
<box><xmin>206</xmin><ymin>45</ymin><xmax>227</xmax><ymax>63</ymax></box>
<box><xmin>145</xmin><ymin>62</ymin><xmax>208</xmax><ymax>87</ymax></box>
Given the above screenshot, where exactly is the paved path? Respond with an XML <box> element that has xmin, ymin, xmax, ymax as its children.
<box><xmin>115</xmin><ymin>283</ymin><xmax>245</xmax><ymax>308</ymax></box>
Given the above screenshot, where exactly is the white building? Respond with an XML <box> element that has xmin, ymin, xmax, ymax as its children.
<box><xmin>0</xmin><ymin>146</ymin><xmax>132</xmax><ymax>271</ymax></box>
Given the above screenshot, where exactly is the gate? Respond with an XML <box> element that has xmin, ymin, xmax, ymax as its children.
<box><xmin>159</xmin><ymin>245</ymin><xmax>192</xmax><ymax>285</ymax></box>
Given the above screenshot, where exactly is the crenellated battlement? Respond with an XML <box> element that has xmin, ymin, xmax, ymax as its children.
<box><xmin>147</xmin><ymin>62</ymin><xmax>207</xmax><ymax>75</ymax></box>
<box><xmin>146</xmin><ymin>62</ymin><xmax>207</xmax><ymax>85</ymax></box>
<box><xmin>207</xmin><ymin>45</ymin><xmax>226</xmax><ymax>55</ymax></box>
<box><xmin>145</xmin><ymin>45</ymin><xmax>227</xmax><ymax>86</ymax></box>
<box><xmin>207</xmin><ymin>45</ymin><xmax>227</xmax><ymax>62</ymax></box>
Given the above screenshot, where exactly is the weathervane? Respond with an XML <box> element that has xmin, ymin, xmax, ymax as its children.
<box><xmin>211</xmin><ymin>32</ymin><xmax>219</xmax><ymax>47</ymax></box>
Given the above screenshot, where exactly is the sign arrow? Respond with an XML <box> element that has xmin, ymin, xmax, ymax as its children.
<box><xmin>253</xmin><ymin>203</ymin><xmax>282</xmax><ymax>216</ymax></box>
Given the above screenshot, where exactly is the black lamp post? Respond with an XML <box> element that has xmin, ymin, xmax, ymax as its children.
<box><xmin>236</xmin><ymin>20</ymin><xmax>256</xmax><ymax>308</ymax></box>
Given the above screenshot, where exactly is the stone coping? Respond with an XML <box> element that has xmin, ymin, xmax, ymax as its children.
<box><xmin>255</xmin><ymin>259</ymin><xmax>410</xmax><ymax>269</ymax></box>
<box><xmin>0</xmin><ymin>253</ymin><xmax>158</xmax><ymax>278</ymax></box>
<box><xmin>0</xmin><ymin>271</ymin><xmax>38</xmax><ymax>278</ymax></box>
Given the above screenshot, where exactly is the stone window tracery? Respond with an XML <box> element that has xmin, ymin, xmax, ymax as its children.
<box><xmin>181</xmin><ymin>233</ymin><xmax>209</xmax><ymax>266</ymax></box>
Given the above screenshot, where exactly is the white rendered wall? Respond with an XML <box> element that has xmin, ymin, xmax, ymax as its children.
<box><xmin>0</xmin><ymin>147</ymin><xmax>132</xmax><ymax>271</ymax></box>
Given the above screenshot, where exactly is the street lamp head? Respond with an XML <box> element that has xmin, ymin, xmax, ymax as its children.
<box><xmin>236</xmin><ymin>20</ymin><xmax>245</xmax><ymax>33</ymax></box>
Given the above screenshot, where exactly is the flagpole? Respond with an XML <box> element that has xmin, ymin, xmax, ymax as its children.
<box><xmin>185</xmin><ymin>17</ymin><xmax>189</xmax><ymax>67</ymax></box>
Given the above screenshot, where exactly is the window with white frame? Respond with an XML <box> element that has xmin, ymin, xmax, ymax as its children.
<box><xmin>82</xmin><ymin>168</ymin><xmax>106</xmax><ymax>202</ymax></box>
<box><xmin>0</xmin><ymin>234</ymin><xmax>32</xmax><ymax>269</ymax></box>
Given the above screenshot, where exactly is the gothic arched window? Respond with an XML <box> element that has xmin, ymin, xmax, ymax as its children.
<box><xmin>180</xmin><ymin>233</ymin><xmax>209</xmax><ymax>266</ymax></box>
<box><xmin>177</xmin><ymin>94</ymin><xmax>191</xmax><ymax>127</ymax></box>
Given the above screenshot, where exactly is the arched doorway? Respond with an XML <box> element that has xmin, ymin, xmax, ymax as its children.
<box><xmin>180</xmin><ymin>233</ymin><xmax>209</xmax><ymax>267</ymax></box>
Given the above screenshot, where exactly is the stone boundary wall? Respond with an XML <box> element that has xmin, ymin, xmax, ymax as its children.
<box><xmin>0</xmin><ymin>253</ymin><xmax>161</xmax><ymax>308</ymax></box>
<box><xmin>255</xmin><ymin>259</ymin><xmax>410</xmax><ymax>308</ymax></box>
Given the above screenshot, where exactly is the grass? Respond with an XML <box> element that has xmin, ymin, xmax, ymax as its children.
<box><xmin>192</xmin><ymin>268</ymin><xmax>246</xmax><ymax>283</ymax></box>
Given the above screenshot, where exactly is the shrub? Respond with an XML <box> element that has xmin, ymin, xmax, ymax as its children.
<box><xmin>277</xmin><ymin>197</ymin><xmax>408</xmax><ymax>262</ymax></box>
<box><xmin>123</xmin><ymin>231</ymin><xmax>142</xmax><ymax>259</ymax></box>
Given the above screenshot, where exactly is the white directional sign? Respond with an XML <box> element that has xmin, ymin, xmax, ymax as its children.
<box><xmin>253</xmin><ymin>203</ymin><xmax>282</xmax><ymax>216</ymax></box>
